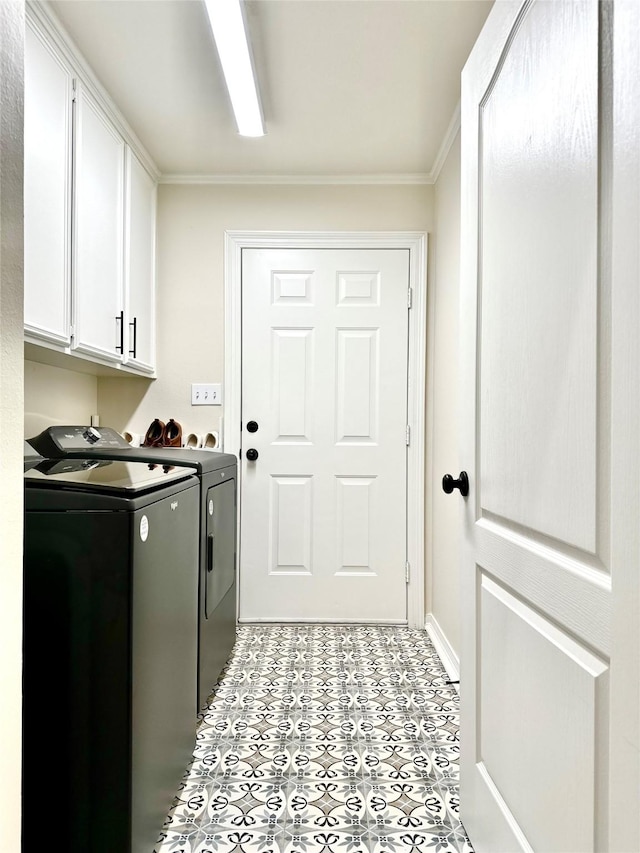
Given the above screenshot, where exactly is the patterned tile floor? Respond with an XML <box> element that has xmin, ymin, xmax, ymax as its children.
<box><xmin>155</xmin><ymin>625</ymin><xmax>473</xmax><ymax>853</ymax></box>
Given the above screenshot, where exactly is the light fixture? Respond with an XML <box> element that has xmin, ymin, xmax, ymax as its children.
<box><xmin>203</xmin><ymin>0</ymin><xmax>265</xmax><ymax>137</ymax></box>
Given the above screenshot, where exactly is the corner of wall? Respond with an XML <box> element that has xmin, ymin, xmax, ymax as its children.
<box><xmin>427</xmin><ymin>129</ymin><xmax>462</xmax><ymax>660</ymax></box>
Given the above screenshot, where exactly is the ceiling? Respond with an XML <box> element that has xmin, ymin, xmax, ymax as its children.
<box><xmin>48</xmin><ymin>0</ymin><xmax>493</xmax><ymax>181</ymax></box>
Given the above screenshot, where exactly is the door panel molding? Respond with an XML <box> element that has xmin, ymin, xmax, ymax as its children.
<box><xmin>479</xmin><ymin>572</ymin><xmax>609</xmax><ymax>853</ymax></box>
<box><xmin>224</xmin><ymin>231</ymin><xmax>427</xmax><ymax>628</ymax></box>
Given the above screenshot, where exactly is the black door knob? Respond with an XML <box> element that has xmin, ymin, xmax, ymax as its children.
<box><xmin>442</xmin><ymin>471</ymin><xmax>469</xmax><ymax>497</ymax></box>
<box><xmin>246</xmin><ymin>448</ymin><xmax>259</xmax><ymax>462</ymax></box>
<box><xmin>246</xmin><ymin>420</ymin><xmax>259</xmax><ymax>433</ymax></box>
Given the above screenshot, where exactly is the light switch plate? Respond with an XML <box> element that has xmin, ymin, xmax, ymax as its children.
<box><xmin>191</xmin><ymin>383</ymin><xmax>222</xmax><ymax>406</ymax></box>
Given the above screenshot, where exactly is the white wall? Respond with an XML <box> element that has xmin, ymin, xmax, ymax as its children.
<box><xmin>24</xmin><ymin>360</ymin><xmax>98</xmax><ymax>438</ymax></box>
<box><xmin>427</xmin><ymin>131</ymin><xmax>462</xmax><ymax>657</ymax></box>
<box><xmin>98</xmin><ymin>183</ymin><xmax>434</xmax><ymax>446</ymax></box>
<box><xmin>0</xmin><ymin>2</ymin><xmax>24</xmax><ymax>849</ymax></box>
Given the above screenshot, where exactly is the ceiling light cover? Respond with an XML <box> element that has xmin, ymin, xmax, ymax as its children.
<box><xmin>204</xmin><ymin>0</ymin><xmax>265</xmax><ymax>137</ymax></box>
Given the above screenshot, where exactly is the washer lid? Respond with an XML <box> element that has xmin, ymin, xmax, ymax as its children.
<box><xmin>25</xmin><ymin>457</ymin><xmax>195</xmax><ymax>495</ymax></box>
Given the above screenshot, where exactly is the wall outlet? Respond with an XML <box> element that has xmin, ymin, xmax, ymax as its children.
<box><xmin>191</xmin><ymin>383</ymin><xmax>222</xmax><ymax>406</ymax></box>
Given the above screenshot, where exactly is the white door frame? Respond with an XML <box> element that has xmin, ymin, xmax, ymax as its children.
<box><xmin>224</xmin><ymin>231</ymin><xmax>428</xmax><ymax>629</ymax></box>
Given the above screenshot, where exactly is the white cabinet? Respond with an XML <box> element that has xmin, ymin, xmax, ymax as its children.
<box><xmin>72</xmin><ymin>83</ymin><xmax>125</xmax><ymax>363</ymax></box>
<box><xmin>24</xmin><ymin>21</ymin><xmax>73</xmax><ymax>346</ymax></box>
<box><xmin>124</xmin><ymin>148</ymin><xmax>156</xmax><ymax>374</ymax></box>
<box><xmin>23</xmin><ymin>10</ymin><xmax>157</xmax><ymax>377</ymax></box>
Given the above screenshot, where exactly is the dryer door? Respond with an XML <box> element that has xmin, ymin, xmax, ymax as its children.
<box><xmin>205</xmin><ymin>478</ymin><xmax>236</xmax><ymax>618</ymax></box>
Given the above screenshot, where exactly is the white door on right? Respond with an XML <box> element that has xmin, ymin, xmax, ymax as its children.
<box><xmin>460</xmin><ymin>2</ymin><xmax>640</xmax><ymax>852</ymax></box>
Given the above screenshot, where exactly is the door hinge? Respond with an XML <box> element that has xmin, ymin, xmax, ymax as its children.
<box><xmin>406</xmin><ymin>424</ymin><xmax>411</xmax><ymax>446</ymax></box>
<box><xmin>405</xmin><ymin>561</ymin><xmax>410</xmax><ymax>583</ymax></box>
<box><xmin>69</xmin><ymin>325</ymin><xmax>75</xmax><ymax>340</ymax></box>
<box><xmin>407</xmin><ymin>287</ymin><xmax>413</xmax><ymax>309</ymax></box>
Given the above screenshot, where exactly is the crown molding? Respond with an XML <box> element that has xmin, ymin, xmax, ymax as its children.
<box><xmin>426</xmin><ymin>101</ymin><xmax>461</xmax><ymax>185</ymax></box>
<box><xmin>158</xmin><ymin>103</ymin><xmax>461</xmax><ymax>187</ymax></box>
<box><xmin>158</xmin><ymin>172</ymin><xmax>434</xmax><ymax>186</ymax></box>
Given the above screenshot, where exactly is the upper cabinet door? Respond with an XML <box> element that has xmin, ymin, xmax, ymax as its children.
<box><xmin>124</xmin><ymin>148</ymin><xmax>156</xmax><ymax>374</ymax></box>
<box><xmin>72</xmin><ymin>83</ymin><xmax>125</xmax><ymax>363</ymax></box>
<box><xmin>24</xmin><ymin>21</ymin><xmax>73</xmax><ymax>346</ymax></box>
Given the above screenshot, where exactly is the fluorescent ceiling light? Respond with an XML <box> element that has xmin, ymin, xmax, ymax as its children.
<box><xmin>204</xmin><ymin>0</ymin><xmax>265</xmax><ymax>137</ymax></box>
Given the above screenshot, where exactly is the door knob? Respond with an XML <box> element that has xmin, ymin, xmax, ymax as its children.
<box><xmin>246</xmin><ymin>448</ymin><xmax>259</xmax><ymax>462</ymax></box>
<box><xmin>246</xmin><ymin>420</ymin><xmax>259</xmax><ymax>433</ymax></box>
<box><xmin>442</xmin><ymin>471</ymin><xmax>469</xmax><ymax>497</ymax></box>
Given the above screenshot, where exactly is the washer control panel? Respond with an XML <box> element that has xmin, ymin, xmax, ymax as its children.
<box><xmin>28</xmin><ymin>425</ymin><xmax>131</xmax><ymax>458</ymax></box>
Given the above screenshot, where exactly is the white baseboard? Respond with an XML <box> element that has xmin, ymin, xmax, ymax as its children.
<box><xmin>425</xmin><ymin>613</ymin><xmax>460</xmax><ymax>685</ymax></box>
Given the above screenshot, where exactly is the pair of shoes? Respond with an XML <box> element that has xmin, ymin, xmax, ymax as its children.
<box><xmin>142</xmin><ymin>418</ymin><xmax>183</xmax><ymax>448</ymax></box>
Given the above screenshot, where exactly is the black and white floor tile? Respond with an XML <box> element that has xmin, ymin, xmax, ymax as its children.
<box><xmin>155</xmin><ymin>625</ymin><xmax>473</xmax><ymax>853</ymax></box>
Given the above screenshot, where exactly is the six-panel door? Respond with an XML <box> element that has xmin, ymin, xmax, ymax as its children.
<box><xmin>240</xmin><ymin>247</ymin><xmax>410</xmax><ymax>623</ymax></box>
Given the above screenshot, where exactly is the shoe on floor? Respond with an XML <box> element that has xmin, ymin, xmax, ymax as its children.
<box><xmin>163</xmin><ymin>419</ymin><xmax>182</xmax><ymax>447</ymax></box>
<box><xmin>142</xmin><ymin>418</ymin><xmax>165</xmax><ymax>447</ymax></box>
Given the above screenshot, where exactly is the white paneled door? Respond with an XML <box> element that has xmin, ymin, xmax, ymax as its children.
<box><xmin>460</xmin><ymin>1</ymin><xmax>640</xmax><ymax>851</ymax></box>
<box><xmin>240</xmin><ymin>248</ymin><xmax>410</xmax><ymax>622</ymax></box>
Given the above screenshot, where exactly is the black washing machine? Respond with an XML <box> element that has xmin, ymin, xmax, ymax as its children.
<box><xmin>23</xmin><ymin>455</ymin><xmax>200</xmax><ymax>853</ymax></box>
<box><xmin>28</xmin><ymin>426</ymin><xmax>238</xmax><ymax>711</ymax></box>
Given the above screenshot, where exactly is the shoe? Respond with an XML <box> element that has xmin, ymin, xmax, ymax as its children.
<box><xmin>163</xmin><ymin>419</ymin><xmax>182</xmax><ymax>447</ymax></box>
<box><xmin>143</xmin><ymin>418</ymin><xmax>165</xmax><ymax>447</ymax></box>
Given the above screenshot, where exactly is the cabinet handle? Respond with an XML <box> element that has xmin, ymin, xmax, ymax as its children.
<box><xmin>115</xmin><ymin>310</ymin><xmax>124</xmax><ymax>354</ymax></box>
<box><xmin>129</xmin><ymin>317</ymin><xmax>137</xmax><ymax>359</ymax></box>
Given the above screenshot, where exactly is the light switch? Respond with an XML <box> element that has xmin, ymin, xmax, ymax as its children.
<box><xmin>191</xmin><ymin>383</ymin><xmax>222</xmax><ymax>406</ymax></box>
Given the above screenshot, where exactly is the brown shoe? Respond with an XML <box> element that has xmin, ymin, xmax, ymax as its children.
<box><xmin>163</xmin><ymin>419</ymin><xmax>182</xmax><ymax>447</ymax></box>
<box><xmin>143</xmin><ymin>418</ymin><xmax>165</xmax><ymax>447</ymax></box>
